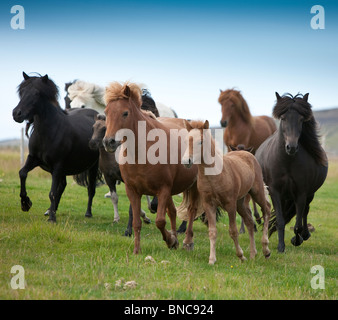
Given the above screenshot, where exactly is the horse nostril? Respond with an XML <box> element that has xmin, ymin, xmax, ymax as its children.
<box><xmin>286</xmin><ymin>144</ymin><xmax>291</xmax><ymax>151</ymax></box>
<box><xmin>220</xmin><ymin>120</ymin><xmax>227</xmax><ymax>128</ymax></box>
<box><xmin>81</xmin><ymin>105</ymin><xmax>85</xmax><ymax>108</ymax></box>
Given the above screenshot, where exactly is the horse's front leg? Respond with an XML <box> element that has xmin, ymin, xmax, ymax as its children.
<box><xmin>47</xmin><ymin>170</ymin><xmax>66</xmax><ymax>223</ymax></box>
<box><xmin>291</xmin><ymin>194</ymin><xmax>307</xmax><ymax>247</ymax></box>
<box><xmin>125</xmin><ymin>186</ymin><xmax>142</xmax><ymax>254</ymax></box>
<box><xmin>19</xmin><ymin>155</ymin><xmax>39</xmax><ymax>211</ymax></box>
<box><xmin>166</xmin><ymin>197</ymin><xmax>179</xmax><ymax>249</ymax></box>
<box><xmin>270</xmin><ymin>191</ymin><xmax>285</xmax><ymax>253</ymax></box>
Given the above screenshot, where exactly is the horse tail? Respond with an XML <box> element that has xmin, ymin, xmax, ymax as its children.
<box><xmin>73</xmin><ymin>166</ymin><xmax>105</xmax><ymax>188</ymax></box>
<box><xmin>200</xmin><ymin>208</ymin><xmax>223</xmax><ymax>226</ymax></box>
<box><xmin>177</xmin><ymin>183</ymin><xmax>204</xmax><ymax>221</ymax></box>
<box><xmin>268</xmin><ymin>202</ymin><xmax>296</xmax><ymax>237</ymax></box>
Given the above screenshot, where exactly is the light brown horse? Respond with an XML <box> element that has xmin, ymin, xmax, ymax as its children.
<box><xmin>219</xmin><ymin>89</ymin><xmax>276</xmax><ymax>232</ymax></box>
<box><xmin>103</xmin><ymin>82</ymin><xmax>201</xmax><ymax>254</ymax></box>
<box><xmin>219</xmin><ymin>89</ymin><xmax>277</xmax><ymax>152</ymax></box>
<box><xmin>182</xmin><ymin>120</ymin><xmax>271</xmax><ymax>264</ymax></box>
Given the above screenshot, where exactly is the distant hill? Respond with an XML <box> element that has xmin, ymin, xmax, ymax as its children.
<box><xmin>313</xmin><ymin>107</ymin><xmax>338</xmax><ymax>156</ymax></box>
<box><xmin>1</xmin><ymin>108</ymin><xmax>337</xmax><ymax>156</ymax></box>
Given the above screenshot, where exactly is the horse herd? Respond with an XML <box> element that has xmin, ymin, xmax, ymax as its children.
<box><xmin>12</xmin><ymin>72</ymin><xmax>328</xmax><ymax>264</ymax></box>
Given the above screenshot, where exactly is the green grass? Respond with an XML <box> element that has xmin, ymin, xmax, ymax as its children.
<box><xmin>0</xmin><ymin>149</ymin><xmax>337</xmax><ymax>300</ymax></box>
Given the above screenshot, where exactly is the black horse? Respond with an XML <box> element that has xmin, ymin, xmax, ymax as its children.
<box><xmin>12</xmin><ymin>72</ymin><xmax>101</xmax><ymax>222</ymax></box>
<box><xmin>256</xmin><ymin>92</ymin><xmax>328</xmax><ymax>252</ymax></box>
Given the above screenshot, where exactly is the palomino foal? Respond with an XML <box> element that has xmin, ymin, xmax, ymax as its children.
<box><xmin>182</xmin><ymin>120</ymin><xmax>271</xmax><ymax>264</ymax></box>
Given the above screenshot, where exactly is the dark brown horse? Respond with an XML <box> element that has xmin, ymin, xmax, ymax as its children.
<box><xmin>103</xmin><ymin>82</ymin><xmax>201</xmax><ymax>254</ymax></box>
<box><xmin>219</xmin><ymin>89</ymin><xmax>277</xmax><ymax>232</ymax></box>
<box><xmin>256</xmin><ymin>93</ymin><xmax>328</xmax><ymax>252</ymax></box>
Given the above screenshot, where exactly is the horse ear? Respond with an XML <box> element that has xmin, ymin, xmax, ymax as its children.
<box><xmin>246</xmin><ymin>146</ymin><xmax>254</xmax><ymax>153</ymax></box>
<box><xmin>23</xmin><ymin>72</ymin><xmax>30</xmax><ymax>80</ymax></box>
<box><xmin>124</xmin><ymin>85</ymin><xmax>131</xmax><ymax>98</ymax></box>
<box><xmin>184</xmin><ymin>119</ymin><xmax>192</xmax><ymax>132</ymax></box>
<box><xmin>42</xmin><ymin>74</ymin><xmax>49</xmax><ymax>83</ymax></box>
<box><xmin>203</xmin><ymin>120</ymin><xmax>209</xmax><ymax>129</ymax></box>
<box><xmin>275</xmin><ymin>92</ymin><xmax>282</xmax><ymax>101</ymax></box>
<box><xmin>219</xmin><ymin>89</ymin><xmax>223</xmax><ymax>93</ymax></box>
<box><xmin>97</xmin><ymin>114</ymin><xmax>106</xmax><ymax>121</ymax></box>
<box><xmin>229</xmin><ymin>145</ymin><xmax>236</xmax><ymax>151</ymax></box>
<box><xmin>303</xmin><ymin>93</ymin><xmax>309</xmax><ymax>102</ymax></box>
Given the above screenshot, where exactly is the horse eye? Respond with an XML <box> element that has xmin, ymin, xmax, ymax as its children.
<box><xmin>280</xmin><ymin>116</ymin><xmax>285</xmax><ymax>121</ymax></box>
<box><xmin>122</xmin><ymin>111</ymin><xmax>129</xmax><ymax>118</ymax></box>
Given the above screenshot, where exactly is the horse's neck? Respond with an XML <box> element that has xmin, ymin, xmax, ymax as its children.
<box><xmin>229</xmin><ymin>110</ymin><xmax>252</xmax><ymax>129</ymax></box>
<box><xmin>200</xmin><ymin>133</ymin><xmax>224</xmax><ymax>168</ymax></box>
<box><xmin>33</xmin><ymin>102</ymin><xmax>65</xmax><ymax>133</ymax></box>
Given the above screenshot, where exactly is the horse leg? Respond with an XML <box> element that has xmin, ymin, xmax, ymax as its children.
<box><xmin>250</xmin><ymin>187</ymin><xmax>271</xmax><ymax>258</ymax></box>
<box><xmin>252</xmin><ymin>200</ymin><xmax>261</xmax><ymax>225</ymax></box>
<box><xmin>203</xmin><ymin>202</ymin><xmax>217</xmax><ymax>265</ymax></box>
<box><xmin>177</xmin><ymin>220</ymin><xmax>187</xmax><ymax>234</ymax></box>
<box><xmin>227</xmin><ymin>204</ymin><xmax>246</xmax><ymax>261</ymax></box>
<box><xmin>291</xmin><ymin>194</ymin><xmax>307</xmax><ymax>247</ymax></box>
<box><xmin>140</xmin><ymin>208</ymin><xmax>151</xmax><ymax>224</ymax></box>
<box><xmin>155</xmin><ymin>189</ymin><xmax>177</xmax><ymax>249</ymax></box>
<box><xmin>45</xmin><ymin>176</ymin><xmax>67</xmax><ymax>217</ymax></box>
<box><xmin>270</xmin><ymin>191</ymin><xmax>285</xmax><ymax>253</ymax></box>
<box><xmin>183</xmin><ymin>184</ymin><xmax>199</xmax><ymax>251</ymax></box>
<box><xmin>104</xmin><ymin>173</ymin><xmax>120</xmax><ymax>223</ymax></box>
<box><xmin>48</xmin><ymin>169</ymin><xmax>66</xmax><ymax>223</ymax></box>
<box><xmin>125</xmin><ymin>186</ymin><xmax>142</xmax><ymax>254</ymax></box>
<box><xmin>19</xmin><ymin>155</ymin><xmax>39</xmax><ymax>212</ymax></box>
<box><xmin>301</xmin><ymin>195</ymin><xmax>314</xmax><ymax>241</ymax></box>
<box><xmin>84</xmin><ymin>162</ymin><xmax>98</xmax><ymax>218</ymax></box>
<box><xmin>124</xmin><ymin>204</ymin><xmax>133</xmax><ymax>237</ymax></box>
<box><xmin>166</xmin><ymin>197</ymin><xmax>179</xmax><ymax>249</ymax></box>
<box><xmin>237</xmin><ymin>198</ymin><xmax>257</xmax><ymax>259</ymax></box>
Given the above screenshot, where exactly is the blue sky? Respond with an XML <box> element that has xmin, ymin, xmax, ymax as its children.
<box><xmin>1</xmin><ymin>0</ymin><xmax>337</xmax><ymax>140</ymax></box>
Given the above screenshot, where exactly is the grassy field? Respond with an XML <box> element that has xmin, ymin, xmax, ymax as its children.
<box><xmin>0</xmin><ymin>148</ymin><xmax>337</xmax><ymax>300</ymax></box>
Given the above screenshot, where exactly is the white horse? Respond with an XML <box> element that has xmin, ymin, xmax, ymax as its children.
<box><xmin>65</xmin><ymin>80</ymin><xmax>178</xmax><ymax>118</ymax></box>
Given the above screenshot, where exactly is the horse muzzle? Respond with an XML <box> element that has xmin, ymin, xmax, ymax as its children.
<box><xmin>182</xmin><ymin>157</ymin><xmax>193</xmax><ymax>169</ymax></box>
<box><xmin>12</xmin><ymin>107</ymin><xmax>25</xmax><ymax>123</ymax></box>
<box><xmin>285</xmin><ymin>143</ymin><xmax>299</xmax><ymax>156</ymax></box>
<box><xmin>103</xmin><ymin>137</ymin><xmax>121</xmax><ymax>153</ymax></box>
<box><xmin>220</xmin><ymin>120</ymin><xmax>228</xmax><ymax>128</ymax></box>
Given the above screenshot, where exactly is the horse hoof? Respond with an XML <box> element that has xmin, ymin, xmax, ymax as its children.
<box><xmin>21</xmin><ymin>197</ymin><xmax>32</xmax><ymax>212</ymax></box>
<box><xmin>85</xmin><ymin>212</ymin><xmax>92</xmax><ymax>218</ymax></box>
<box><xmin>143</xmin><ymin>217</ymin><xmax>151</xmax><ymax>224</ymax></box>
<box><xmin>291</xmin><ymin>235</ymin><xmax>303</xmax><ymax>246</ymax></box>
<box><xmin>47</xmin><ymin>211</ymin><xmax>56</xmax><ymax>223</ymax></box>
<box><xmin>168</xmin><ymin>235</ymin><xmax>179</xmax><ymax>250</ymax></box>
<box><xmin>264</xmin><ymin>252</ymin><xmax>271</xmax><ymax>259</ymax></box>
<box><xmin>124</xmin><ymin>230</ymin><xmax>132</xmax><ymax>237</ymax></box>
<box><xmin>183</xmin><ymin>242</ymin><xmax>194</xmax><ymax>251</ymax></box>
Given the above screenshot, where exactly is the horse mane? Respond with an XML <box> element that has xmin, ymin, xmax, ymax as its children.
<box><xmin>18</xmin><ymin>74</ymin><xmax>59</xmax><ymax>104</ymax></box>
<box><xmin>67</xmin><ymin>80</ymin><xmax>106</xmax><ymax>106</ymax></box>
<box><xmin>18</xmin><ymin>74</ymin><xmax>66</xmax><ymax>138</ymax></box>
<box><xmin>104</xmin><ymin>81</ymin><xmax>142</xmax><ymax>108</ymax></box>
<box><xmin>218</xmin><ymin>89</ymin><xmax>253</xmax><ymax>124</ymax></box>
<box><xmin>273</xmin><ymin>93</ymin><xmax>327</xmax><ymax>166</ymax></box>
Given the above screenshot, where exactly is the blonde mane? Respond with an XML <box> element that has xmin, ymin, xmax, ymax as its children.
<box><xmin>68</xmin><ymin>80</ymin><xmax>105</xmax><ymax>106</ymax></box>
<box><xmin>218</xmin><ymin>89</ymin><xmax>253</xmax><ymax>125</ymax></box>
<box><xmin>104</xmin><ymin>81</ymin><xmax>142</xmax><ymax>107</ymax></box>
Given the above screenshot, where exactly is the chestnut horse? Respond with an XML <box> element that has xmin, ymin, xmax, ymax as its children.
<box><xmin>219</xmin><ymin>89</ymin><xmax>276</xmax><ymax>232</ymax></box>
<box><xmin>103</xmin><ymin>82</ymin><xmax>201</xmax><ymax>254</ymax></box>
<box><xmin>182</xmin><ymin>120</ymin><xmax>271</xmax><ymax>264</ymax></box>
